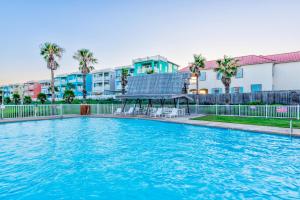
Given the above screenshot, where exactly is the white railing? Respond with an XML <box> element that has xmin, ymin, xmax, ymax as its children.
<box><xmin>185</xmin><ymin>105</ymin><xmax>300</xmax><ymax>119</ymax></box>
<box><xmin>0</xmin><ymin>105</ymin><xmax>62</xmax><ymax>119</ymax></box>
<box><xmin>0</xmin><ymin>104</ymin><xmax>299</xmax><ymax>120</ymax></box>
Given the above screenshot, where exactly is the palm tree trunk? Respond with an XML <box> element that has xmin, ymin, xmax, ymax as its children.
<box><xmin>225</xmin><ymin>85</ymin><xmax>230</xmax><ymax>94</ymax></box>
<box><xmin>222</xmin><ymin>77</ymin><xmax>231</xmax><ymax>104</ymax></box>
<box><xmin>82</xmin><ymin>73</ymin><xmax>87</xmax><ymax>100</ymax></box>
<box><xmin>196</xmin><ymin>75</ymin><xmax>199</xmax><ymax>105</ymax></box>
<box><xmin>121</xmin><ymin>80</ymin><xmax>125</xmax><ymax>95</ymax></box>
<box><xmin>196</xmin><ymin>75</ymin><xmax>199</xmax><ymax>95</ymax></box>
<box><xmin>51</xmin><ymin>69</ymin><xmax>55</xmax><ymax>103</ymax></box>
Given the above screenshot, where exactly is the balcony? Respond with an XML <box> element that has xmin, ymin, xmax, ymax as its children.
<box><xmin>93</xmin><ymin>77</ymin><xmax>103</xmax><ymax>82</ymax></box>
<box><xmin>68</xmin><ymin>79</ymin><xmax>75</xmax><ymax>83</ymax></box>
<box><xmin>93</xmin><ymin>86</ymin><xmax>104</xmax><ymax>92</ymax></box>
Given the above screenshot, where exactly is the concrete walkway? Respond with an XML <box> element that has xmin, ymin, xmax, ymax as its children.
<box><xmin>1</xmin><ymin>114</ymin><xmax>299</xmax><ymax>137</ymax></box>
<box><xmin>156</xmin><ymin>116</ymin><xmax>300</xmax><ymax>137</ymax></box>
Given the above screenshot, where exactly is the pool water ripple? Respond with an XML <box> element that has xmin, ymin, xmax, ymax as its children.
<box><xmin>0</xmin><ymin>117</ymin><xmax>300</xmax><ymax>199</ymax></box>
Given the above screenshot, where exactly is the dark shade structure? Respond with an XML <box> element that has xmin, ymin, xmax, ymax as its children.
<box><xmin>116</xmin><ymin>72</ymin><xmax>192</xmax><ymax>114</ymax></box>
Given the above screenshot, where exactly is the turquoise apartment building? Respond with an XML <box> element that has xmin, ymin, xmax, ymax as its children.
<box><xmin>114</xmin><ymin>65</ymin><xmax>134</xmax><ymax>92</ymax></box>
<box><xmin>133</xmin><ymin>55</ymin><xmax>179</xmax><ymax>76</ymax></box>
<box><xmin>0</xmin><ymin>85</ymin><xmax>12</xmax><ymax>98</ymax></box>
<box><xmin>54</xmin><ymin>72</ymin><xmax>92</xmax><ymax>99</ymax></box>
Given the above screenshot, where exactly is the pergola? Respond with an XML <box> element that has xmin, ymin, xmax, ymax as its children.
<box><xmin>116</xmin><ymin>72</ymin><xmax>192</xmax><ymax>114</ymax></box>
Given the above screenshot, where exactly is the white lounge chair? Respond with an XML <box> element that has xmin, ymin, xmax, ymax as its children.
<box><xmin>149</xmin><ymin>108</ymin><xmax>157</xmax><ymax>116</ymax></box>
<box><xmin>133</xmin><ymin>107</ymin><xmax>140</xmax><ymax>115</ymax></box>
<box><xmin>150</xmin><ymin>108</ymin><xmax>163</xmax><ymax>117</ymax></box>
<box><xmin>114</xmin><ymin>108</ymin><xmax>122</xmax><ymax>115</ymax></box>
<box><xmin>125</xmin><ymin>107</ymin><xmax>135</xmax><ymax>115</ymax></box>
<box><xmin>165</xmin><ymin>108</ymin><xmax>178</xmax><ymax>118</ymax></box>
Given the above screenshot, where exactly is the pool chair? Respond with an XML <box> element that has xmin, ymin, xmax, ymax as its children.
<box><xmin>150</xmin><ymin>108</ymin><xmax>163</xmax><ymax>118</ymax></box>
<box><xmin>164</xmin><ymin>108</ymin><xmax>178</xmax><ymax>118</ymax></box>
<box><xmin>125</xmin><ymin>107</ymin><xmax>135</xmax><ymax>115</ymax></box>
<box><xmin>134</xmin><ymin>107</ymin><xmax>140</xmax><ymax>115</ymax></box>
<box><xmin>114</xmin><ymin>108</ymin><xmax>122</xmax><ymax>115</ymax></box>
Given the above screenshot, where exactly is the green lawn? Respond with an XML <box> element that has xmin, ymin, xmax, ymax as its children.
<box><xmin>192</xmin><ymin>115</ymin><xmax>300</xmax><ymax>129</ymax></box>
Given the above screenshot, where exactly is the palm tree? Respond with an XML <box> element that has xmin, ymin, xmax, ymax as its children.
<box><xmin>189</xmin><ymin>54</ymin><xmax>206</xmax><ymax>104</ymax></box>
<box><xmin>40</xmin><ymin>42</ymin><xmax>64</xmax><ymax>104</ymax></box>
<box><xmin>0</xmin><ymin>89</ymin><xmax>3</xmax><ymax>104</ymax></box>
<box><xmin>214</xmin><ymin>55</ymin><xmax>239</xmax><ymax>94</ymax></box>
<box><xmin>121</xmin><ymin>68</ymin><xmax>130</xmax><ymax>95</ymax></box>
<box><xmin>63</xmin><ymin>90</ymin><xmax>75</xmax><ymax>104</ymax></box>
<box><xmin>48</xmin><ymin>86</ymin><xmax>59</xmax><ymax>93</ymax></box>
<box><xmin>23</xmin><ymin>96</ymin><xmax>32</xmax><ymax>104</ymax></box>
<box><xmin>37</xmin><ymin>93</ymin><xmax>47</xmax><ymax>104</ymax></box>
<box><xmin>4</xmin><ymin>97</ymin><xmax>11</xmax><ymax>104</ymax></box>
<box><xmin>73</xmin><ymin>49</ymin><xmax>97</xmax><ymax>101</ymax></box>
<box><xmin>12</xmin><ymin>93</ymin><xmax>21</xmax><ymax>105</ymax></box>
<box><xmin>146</xmin><ymin>69</ymin><xmax>154</xmax><ymax>74</ymax></box>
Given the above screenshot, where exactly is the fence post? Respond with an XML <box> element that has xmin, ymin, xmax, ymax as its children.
<box><xmin>60</xmin><ymin>104</ymin><xmax>63</xmax><ymax>116</ymax></box>
<box><xmin>111</xmin><ymin>103</ymin><xmax>114</xmax><ymax>114</ymax></box>
<box><xmin>215</xmin><ymin>104</ymin><xmax>218</xmax><ymax>115</ymax></box>
<box><xmin>0</xmin><ymin>104</ymin><xmax>4</xmax><ymax>119</ymax></box>
<box><xmin>34</xmin><ymin>105</ymin><xmax>37</xmax><ymax>117</ymax></box>
<box><xmin>238</xmin><ymin>104</ymin><xmax>241</xmax><ymax>116</ymax></box>
<box><xmin>97</xmin><ymin>104</ymin><xmax>99</xmax><ymax>115</ymax></box>
<box><xmin>297</xmin><ymin>104</ymin><xmax>300</xmax><ymax>120</ymax></box>
<box><xmin>265</xmin><ymin>105</ymin><xmax>268</xmax><ymax>118</ymax></box>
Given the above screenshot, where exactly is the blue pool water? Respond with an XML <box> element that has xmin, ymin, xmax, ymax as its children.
<box><xmin>0</xmin><ymin>118</ymin><xmax>299</xmax><ymax>199</ymax></box>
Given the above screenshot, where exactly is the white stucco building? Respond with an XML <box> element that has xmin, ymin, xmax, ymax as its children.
<box><xmin>91</xmin><ymin>68</ymin><xmax>115</xmax><ymax>97</ymax></box>
<box><xmin>181</xmin><ymin>52</ymin><xmax>300</xmax><ymax>94</ymax></box>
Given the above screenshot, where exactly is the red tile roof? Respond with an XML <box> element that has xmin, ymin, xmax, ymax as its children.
<box><xmin>263</xmin><ymin>51</ymin><xmax>300</xmax><ymax>63</ymax></box>
<box><xmin>180</xmin><ymin>51</ymin><xmax>300</xmax><ymax>72</ymax></box>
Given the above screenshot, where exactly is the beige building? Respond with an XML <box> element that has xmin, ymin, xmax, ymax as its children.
<box><xmin>181</xmin><ymin>52</ymin><xmax>300</xmax><ymax>94</ymax></box>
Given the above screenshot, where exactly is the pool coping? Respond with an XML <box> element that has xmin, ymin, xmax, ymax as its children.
<box><xmin>0</xmin><ymin>114</ymin><xmax>299</xmax><ymax>137</ymax></box>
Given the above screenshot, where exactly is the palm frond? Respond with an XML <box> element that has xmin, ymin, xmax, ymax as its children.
<box><xmin>73</xmin><ymin>49</ymin><xmax>98</xmax><ymax>74</ymax></box>
<box><xmin>189</xmin><ymin>54</ymin><xmax>206</xmax><ymax>76</ymax></box>
<box><xmin>40</xmin><ymin>42</ymin><xmax>64</xmax><ymax>70</ymax></box>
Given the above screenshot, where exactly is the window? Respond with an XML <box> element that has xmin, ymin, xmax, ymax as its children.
<box><xmin>211</xmin><ymin>88</ymin><xmax>222</xmax><ymax>94</ymax></box>
<box><xmin>231</xmin><ymin>87</ymin><xmax>243</xmax><ymax>94</ymax></box>
<box><xmin>216</xmin><ymin>72</ymin><xmax>222</xmax><ymax>80</ymax></box>
<box><xmin>199</xmin><ymin>72</ymin><xmax>206</xmax><ymax>81</ymax></box>
<box><xmin>141</xmin><ymin>64</ymin><xmax>151</xmax><ymax>73</ymax></box>
<box><xmin>236</xmin><ymin>68</ymin><xmax>243</xmax><ymax>78</ymax></box>
<box><xmin>251</xmin><ymin>84</ymin><xmax>262</xmax><ymax>93</ymax></box>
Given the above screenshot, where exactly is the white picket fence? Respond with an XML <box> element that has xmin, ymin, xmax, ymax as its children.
<box><xmin>0</xmin><ymin>104</ymin><xmax>299</xmax><ymax>120</ymax></box>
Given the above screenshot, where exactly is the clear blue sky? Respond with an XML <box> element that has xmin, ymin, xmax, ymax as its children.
<box><xmin>1</xmin><ymin>0</ymin><xmax>300</xmax><ymax>84</ymax></box>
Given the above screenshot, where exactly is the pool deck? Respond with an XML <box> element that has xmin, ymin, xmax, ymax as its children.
<box><xmin>0</xmin><ymin>114</ymin><xmax>299</xmax><ymax>137</ymax></box>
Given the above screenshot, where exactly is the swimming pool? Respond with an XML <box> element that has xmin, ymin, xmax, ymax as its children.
<box><xmin>0</xmin><ymin>118</ymin><xmax>299</xmax><ymax>199</ymax></box>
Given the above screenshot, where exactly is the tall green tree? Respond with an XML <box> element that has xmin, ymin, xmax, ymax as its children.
<box><xmin>214</xmin><ymin>55</ymin><xmax>239</xmax><ymax>94</ymax></box>
<box><xmin>40</xmin><ymin>43</ymin><xmax>64</xmax><ymax>103</ymax></box>
<box><xmin>37</xmin><ymin>93</ymin><xmax>47</xmax><ymax>104</ymax></box>
<box><xmin>73</xmin><ymin>49</ymin><xmax>97</xmax><ymax>101</ymax></box>
<box><xmin>23</xmin><ymin>96</ymin><xmax>32</xmax><ymax>104</ymax></box>
<box><xmin>121</xmin><ymin>68</ymin><xmax>130</xmax><ymax>95</ymax></box>
<box><xmin>12</xmin><ymin>93</ymin><xmax>21</xmax><ymax>104</ymax></box>
<box><xmin>189</xmin><ymin>54</ymin><xmax>206</xmax><ymax>97</ymax></box>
